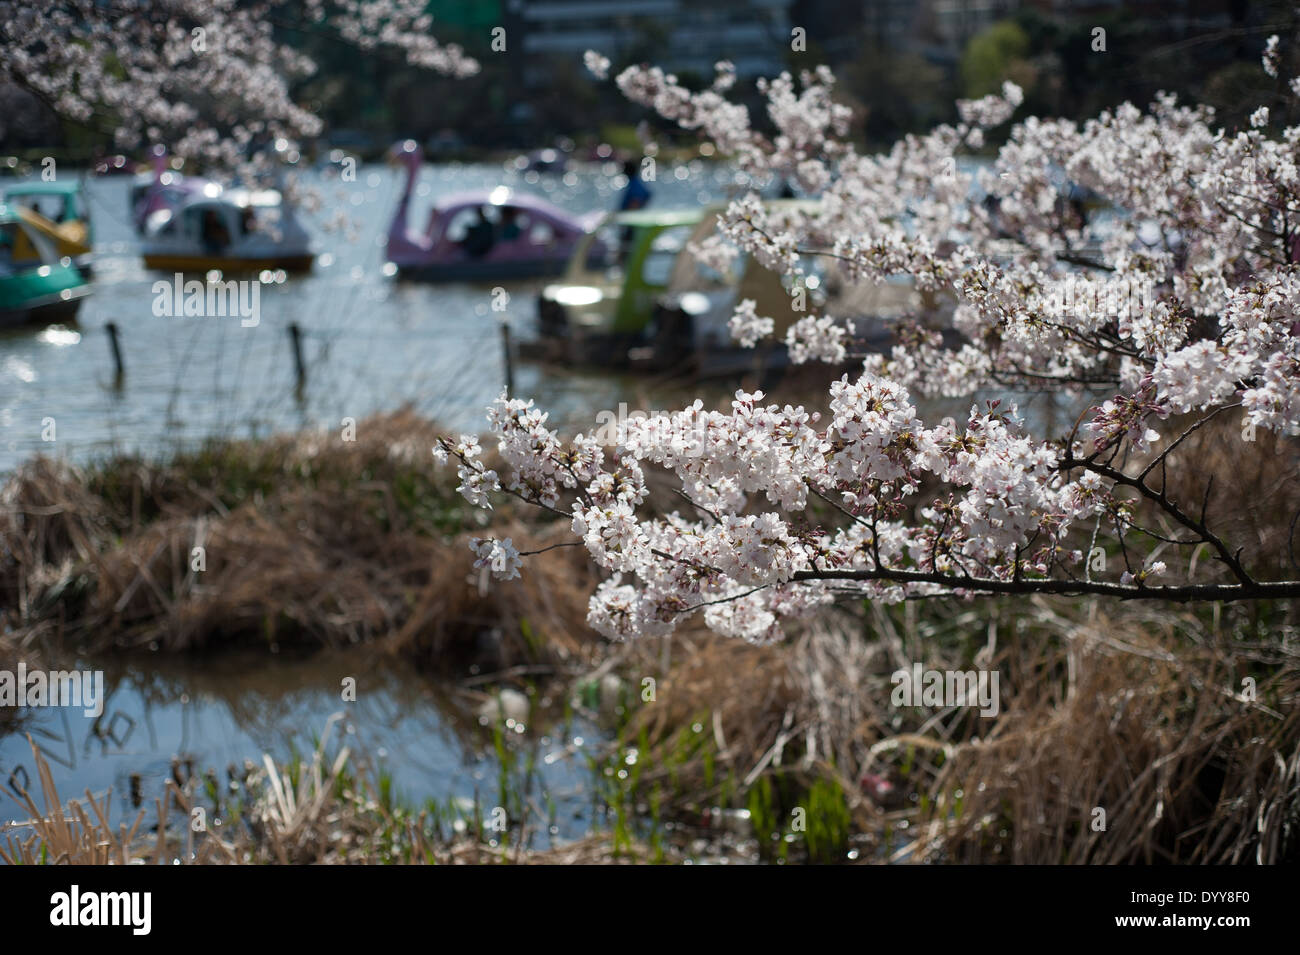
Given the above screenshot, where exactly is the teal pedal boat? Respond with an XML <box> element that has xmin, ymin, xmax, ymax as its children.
<box><xmin>0</xmin><ymin>202</ymin><xmax>92</xmax><ymax>329</ymax></box>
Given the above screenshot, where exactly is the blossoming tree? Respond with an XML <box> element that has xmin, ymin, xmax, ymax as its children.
<box><xmin>0</xmin><ymin>0</ymin><xmax>476</xmax><ymax>167</ymax></box>
<box><xmin>441</xmin><ymin>43</ymin><xmax>1300</xmax><ymax>644</ymax></box>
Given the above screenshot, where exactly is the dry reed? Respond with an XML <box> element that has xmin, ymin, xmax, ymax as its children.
<box><xmin>0</xmin><ymin>410</ymin><xmax>600</xmax><ymax>672</ymax></box>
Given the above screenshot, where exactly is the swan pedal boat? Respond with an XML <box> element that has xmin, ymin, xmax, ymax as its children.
<box><xmin>0</xmin><ymin>203</ymin><xmax>91</xmax><ymax>329</ymax></box>
<box><xmin>2</xmin><ymin>180</ymin><xmax>94</xmax><ymax>272</ymax></box>
<box><xmin>140</xmin><ymin>190</ymin><xmax>313</xmax><ymax>273</ymax></box>
<box><xmin>386</xmin><ymin>140</ymin><xmax>598</xmax><ymax>282</ymax></box>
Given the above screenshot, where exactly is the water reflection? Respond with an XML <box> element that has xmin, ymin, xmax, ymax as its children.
<box><xmin>0</xmin><ymin>649</ymin><xmax>605</xmax><ymax>847</ymax></box>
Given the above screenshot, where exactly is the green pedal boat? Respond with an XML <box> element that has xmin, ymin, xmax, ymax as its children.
<box><xmin>0</xmin><ymin>202</ymin><xmax>91</xmax><ymax>329</ymax></box>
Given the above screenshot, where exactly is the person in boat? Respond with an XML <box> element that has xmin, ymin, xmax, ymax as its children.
<box><xmin>499</xmin><ymin>206</ymin><xmax>523</xmax><ymax>243</ymax></box>
<box><xmin>460</xmin><ymin>206</ymin><xmax>496</xmax><ymax>258</ymax></box>
<box><xmin>619</xmin><ymin>158</ymin><xmax>652</xmax><ymax>211</ymax></box>
<box><xmin>0</xmin><ymin>225</ymin><xmax>13</xmax><ymax>275</ymax></box>
<box><xmin>616</xmin><ymin>158</ymin><xmax>654</xmax><ymax>256</ymax></box>
<box><xmin>202</xmin><ymin>208</ymin><xmax>231</xmax><ymax>254</ymax></box>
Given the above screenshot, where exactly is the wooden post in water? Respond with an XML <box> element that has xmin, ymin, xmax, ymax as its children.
<box><xmin>500</xmin><ymin>320</ymin><xmax>514</xmax><ymax>396</ymax></box>
<box><xmin>288</xmin><ymin>322</ymin><xmax>306</xmax><ymax>397</ymax></box>
<box><xmin>105</xmin><ymin>321</ymin><xmax>124</xmax><ymax>388</ymax></box>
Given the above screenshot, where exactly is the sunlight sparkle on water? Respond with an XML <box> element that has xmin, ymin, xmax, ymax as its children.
<box><xmin>3</xmin><ymin>356</ymin><xmax>36</xmax><ymax>383</ymax></box>
<box><xmin>36</xmin><ymin>325</ymin><xmax>81</xmax><ymax>346</ymax></box>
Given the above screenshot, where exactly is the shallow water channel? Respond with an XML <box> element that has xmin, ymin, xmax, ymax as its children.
<box><xmin>0</xmin><ymin>649</ymin><xmax>612</xmax><ymax>851</ymax></box>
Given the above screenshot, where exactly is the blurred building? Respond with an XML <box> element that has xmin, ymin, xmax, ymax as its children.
<box><xmin>797</xmin><ymin>0</ymin><xmax>1244</xmax><ymax>67</ymax></box>
<box><xmin>793</xmin><ymin>0</ymin><xmax>1021</xmax><ymax>66</ymax></box>
<box><xmin>1021</xmin><ymin>0</ymin><xmax>1237</xmax><ymax>15</ymax></box>
<box><xmin>426</xmin><ymin>0</ymin><xmax>503</xmax><ymax>34</ymax></box>
<box><xmin>505</xmin><ymin>0</ymin><xmax>793</xmax><ymax>82</ymax></box>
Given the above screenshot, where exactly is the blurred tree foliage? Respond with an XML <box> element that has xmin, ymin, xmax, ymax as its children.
<box><xmin>952</xmin><ymin>1</ymin><xmax>1300</xmax><ymax>141</ymax></box>
<box><xmin>11</xmin><ymin>0</ymin><xmax>1300</xmax><ymax>159</ymax></box>
<box><xmin>961</xmin><ymin>20</ymin><xmax>1032</xmax><ymax>98</ymax></box>
<box><xmin>842</xmin><ymin>47</ymin><xmax>950</xmax><ymax>146</ymax></box>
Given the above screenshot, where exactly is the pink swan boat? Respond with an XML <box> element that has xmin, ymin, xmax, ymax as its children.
<box><xmin>130</xmin><ymin>146</ymin><xmax>220</xmax><ymax>235</ymax></box>
<box><xmin>385</xmin><ymin>140</ymin><xmax>600</xmax><ymax>282</ymax></box>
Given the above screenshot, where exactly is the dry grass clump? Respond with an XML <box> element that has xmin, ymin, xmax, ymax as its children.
<box><xmin>611</xmin><ymin>618</ymin><xmax>885</xmax><ymax>860</ymax></box>
<box><xmin>611</xmin><ymin>598</ymin><xmax>1298</xmax><ymax>864</ymax></box>
<box><xmin>0</xmin><ymin>735</ymin><xmax>234</xmax><ymax>864</ymax></box>
<box><xmin>626</xmin><ymin>632</ymin><xmax>801</xmax><ymax>779</ymax></box>
<box><xmin>0</xmin><ymin>410</ymin><xmax>600</xmax><ymax>672</ymax></box>
<box><xmin>910</xmin><ymin>601</ymin><xmax>1300</xmax><ymax>863</ymax></box>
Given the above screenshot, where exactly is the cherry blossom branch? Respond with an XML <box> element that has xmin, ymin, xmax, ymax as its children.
<box><xmin>787</xmin><ymin>567</ymin><xmax>1300</xmax><ymax>602</ymax></box>
<box><xmin>1</xmin><ymin>0</ymin><xmax>477</xmax><ymax>172</ymax></box>
<box><xmin>1060</xmin><ymin>452</ymin><xmax>1254</xmax><ymax>586</ymax></box>
<box><xmin>442</xmin><ymin>51</ymin><xmax>1300</xmax><ymax>642</ymax></box>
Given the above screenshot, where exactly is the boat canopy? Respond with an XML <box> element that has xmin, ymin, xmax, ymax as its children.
<box><xmin>149</xmin><ymin>196</ymin><xmax>270</xmax><ymax>240</ymax></box>
<box><xmin>1</xmin><ymin>203</ymin><xmax>60</xmax><ymax>255</ymax></box>
<box><xmin>431</xmin><ymin>188</ymin><xmax>577</xmax><ymax>218</ymax></box>
<box><xmin>3</xmin><ymin>180</ymin><xmax>87</xmax><ymax>221</ymax></box>
<box><xmin>3</xmin><ymin>180</ymin><xmax>83</xmax><ymax>198</ymax></box>
<box><xmin>8</xmin><ymin>204</ymin><xmax>75</xmax><ymax>253</ymax></box>
<box><xmin>223</xmin><ymin>187</ymin><xmax>283</xmax><ymax>209</ymax></box>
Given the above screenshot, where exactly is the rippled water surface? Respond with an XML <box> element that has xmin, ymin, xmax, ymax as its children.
<box><xmin>0</xmin><ymin>651</ymin><xmax>608</xmax><ymax>847</ymax></box>
<box><xmin>0</xmin><ymin>159</ymin><xmax>742</xmax><ymax>473</ymax></box>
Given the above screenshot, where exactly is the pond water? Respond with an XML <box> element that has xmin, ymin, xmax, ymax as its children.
<box><xmin>0</xmin><ymin>158</ymin><xmax>748</xmax><ymax>474</ymax></box>
<box><xmin>0</xmin><ymin>649</ymin><xmax>611</xmax><ymax>850</ymax></box>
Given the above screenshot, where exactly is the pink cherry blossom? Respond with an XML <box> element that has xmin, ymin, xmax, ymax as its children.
<box><xmin>441</xmin><ymin>45</ymin><xmax>1300</xmax><ymax>640</ymax></box>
